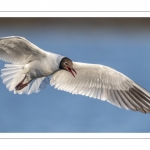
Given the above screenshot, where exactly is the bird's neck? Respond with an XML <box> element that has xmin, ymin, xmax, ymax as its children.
<box><xmin>48</xmin><ymin>52</ymin><xmax>64</xmax><ymax>71</ymax></box>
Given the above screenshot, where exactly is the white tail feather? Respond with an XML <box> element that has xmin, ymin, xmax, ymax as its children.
<box><xmin>1</xmin><ymin>64</ymin><xmax>24</xmax><ymax>92</ymax></box>
<box><xmin>1</xmin><ymin>64</ymin><xmax>50</xmax><ymax>94</ymax></box>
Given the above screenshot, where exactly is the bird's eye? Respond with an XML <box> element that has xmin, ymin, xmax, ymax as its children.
<box><xmin>64</xmin><ymin>62</ymin><xmax>68</xmax><ymax>65</ymax></box>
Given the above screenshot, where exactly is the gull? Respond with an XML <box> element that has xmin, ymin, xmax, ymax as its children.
<box><xmin>0</xmin><ymin>36</ymin><xmax>150</xmax><ymax>114</ymax></box>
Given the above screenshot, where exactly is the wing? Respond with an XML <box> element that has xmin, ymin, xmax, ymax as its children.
<box><xmin>0</xmin><ymin>36</ymin><xmax>47</xmax><ymax>64</ymax></box>
<box><xmin>50</xmin><ymin>62</ymin><xmax>150</xmax><ymax>114</ymax></box>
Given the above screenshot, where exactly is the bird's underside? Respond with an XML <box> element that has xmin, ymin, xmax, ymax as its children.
<box><xmin>0</xmin><ymin>36</ymin><xmax>150</xmax><ymax>114</ymax></box>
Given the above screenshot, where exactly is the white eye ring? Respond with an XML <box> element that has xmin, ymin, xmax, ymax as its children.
<box><xmin>64</xmin><ymin>62</ymin><xmax>68</xmax><ymax>65</ymax></box>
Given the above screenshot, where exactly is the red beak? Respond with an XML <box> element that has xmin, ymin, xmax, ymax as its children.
<box><xmin>66</xmin><ymin>67</ymin><xmax>77</xmax><ymax>77</ymax></box>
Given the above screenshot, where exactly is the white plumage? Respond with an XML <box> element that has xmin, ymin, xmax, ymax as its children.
<box><xmin>0</xmin><ymin>36</ymin><xmax>150</xmax><ymax>114</ymax></box>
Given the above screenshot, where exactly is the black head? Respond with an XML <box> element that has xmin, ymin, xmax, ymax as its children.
<box><xmin>59</xmin><ymin>57</ymin><xmax>77</xmax><ymax>77</ymax></box>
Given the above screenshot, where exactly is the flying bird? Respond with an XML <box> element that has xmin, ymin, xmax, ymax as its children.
<box><xmin>0</xmin><ymin>36</ymin><xmax>150</xmax><ymax>114</ymax></box>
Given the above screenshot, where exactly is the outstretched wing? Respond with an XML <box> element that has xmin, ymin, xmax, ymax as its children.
<box><xmin>0</xmin><ymin>36</ymin><xmax>47</xmax><ymax>64</ymax></box>
<box><xmin>51</xmin><ymin>62</ymin><xmax>150</xmax><ymax>114</ymax></box>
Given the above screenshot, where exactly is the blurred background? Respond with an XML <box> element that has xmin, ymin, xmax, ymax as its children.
<box><xmin>0</xmin><ymin>18</ymin><xmax>150</xmax><ymax>132</ymax></box>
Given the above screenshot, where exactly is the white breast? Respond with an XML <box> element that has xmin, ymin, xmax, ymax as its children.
<box><xmin>23</xmin><ymin>52</ymin><xmax>64</xmax><ymax>79</ymax></box>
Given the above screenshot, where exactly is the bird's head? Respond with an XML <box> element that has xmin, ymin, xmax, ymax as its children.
<box><xmin>59</xmin><ymin>57</ymin><xmax>77</xmax><ymax>77</ymax></box>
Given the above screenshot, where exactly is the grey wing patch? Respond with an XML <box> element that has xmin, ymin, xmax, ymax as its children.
<box><xmin>0</xmin><ymin>36</ymin><xmax>47</xmax><ymax>64</ymax></box>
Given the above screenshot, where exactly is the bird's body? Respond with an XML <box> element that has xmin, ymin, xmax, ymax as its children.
<box><xmin>22</xmin><ymin>52</ymin><xmax>63</xmax><ymax>79</ymax></box>
<box><xmin>0</xmin><ymin>36</ymin><xmax>150</xmax><ymax>114</ymax></box>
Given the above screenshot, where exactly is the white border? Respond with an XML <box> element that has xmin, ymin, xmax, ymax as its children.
<box><xmin>1</xmin><ymin>0</ymin><xmax>150</xmax><ymax>11</ymax></box>
<box><xmin>0</xmin><ymin>12</ymin><xmax>150</xmax><ymax>17</ymax></box>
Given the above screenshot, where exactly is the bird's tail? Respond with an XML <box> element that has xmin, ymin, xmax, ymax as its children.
<box><xmin>1</xmin><ymin>64</ymin><xmax>50</xmax><ymax>94</ymax></box>
<box><xmin>1</xmin><ymin>64</ymin><xmax>25</xmax><ymax>92</ymax></box>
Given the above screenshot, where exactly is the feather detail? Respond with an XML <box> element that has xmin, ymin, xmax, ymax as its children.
<box><xmin>51</xmin><ymin>62</ymin><xmax>150</xmax><ymax>114</ymax></box>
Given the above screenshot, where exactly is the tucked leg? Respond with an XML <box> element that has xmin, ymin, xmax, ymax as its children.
<box><xmin>15</xmin><ymin>76</ymin><xmax>32</xmax><ymax>90</ymax></box>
